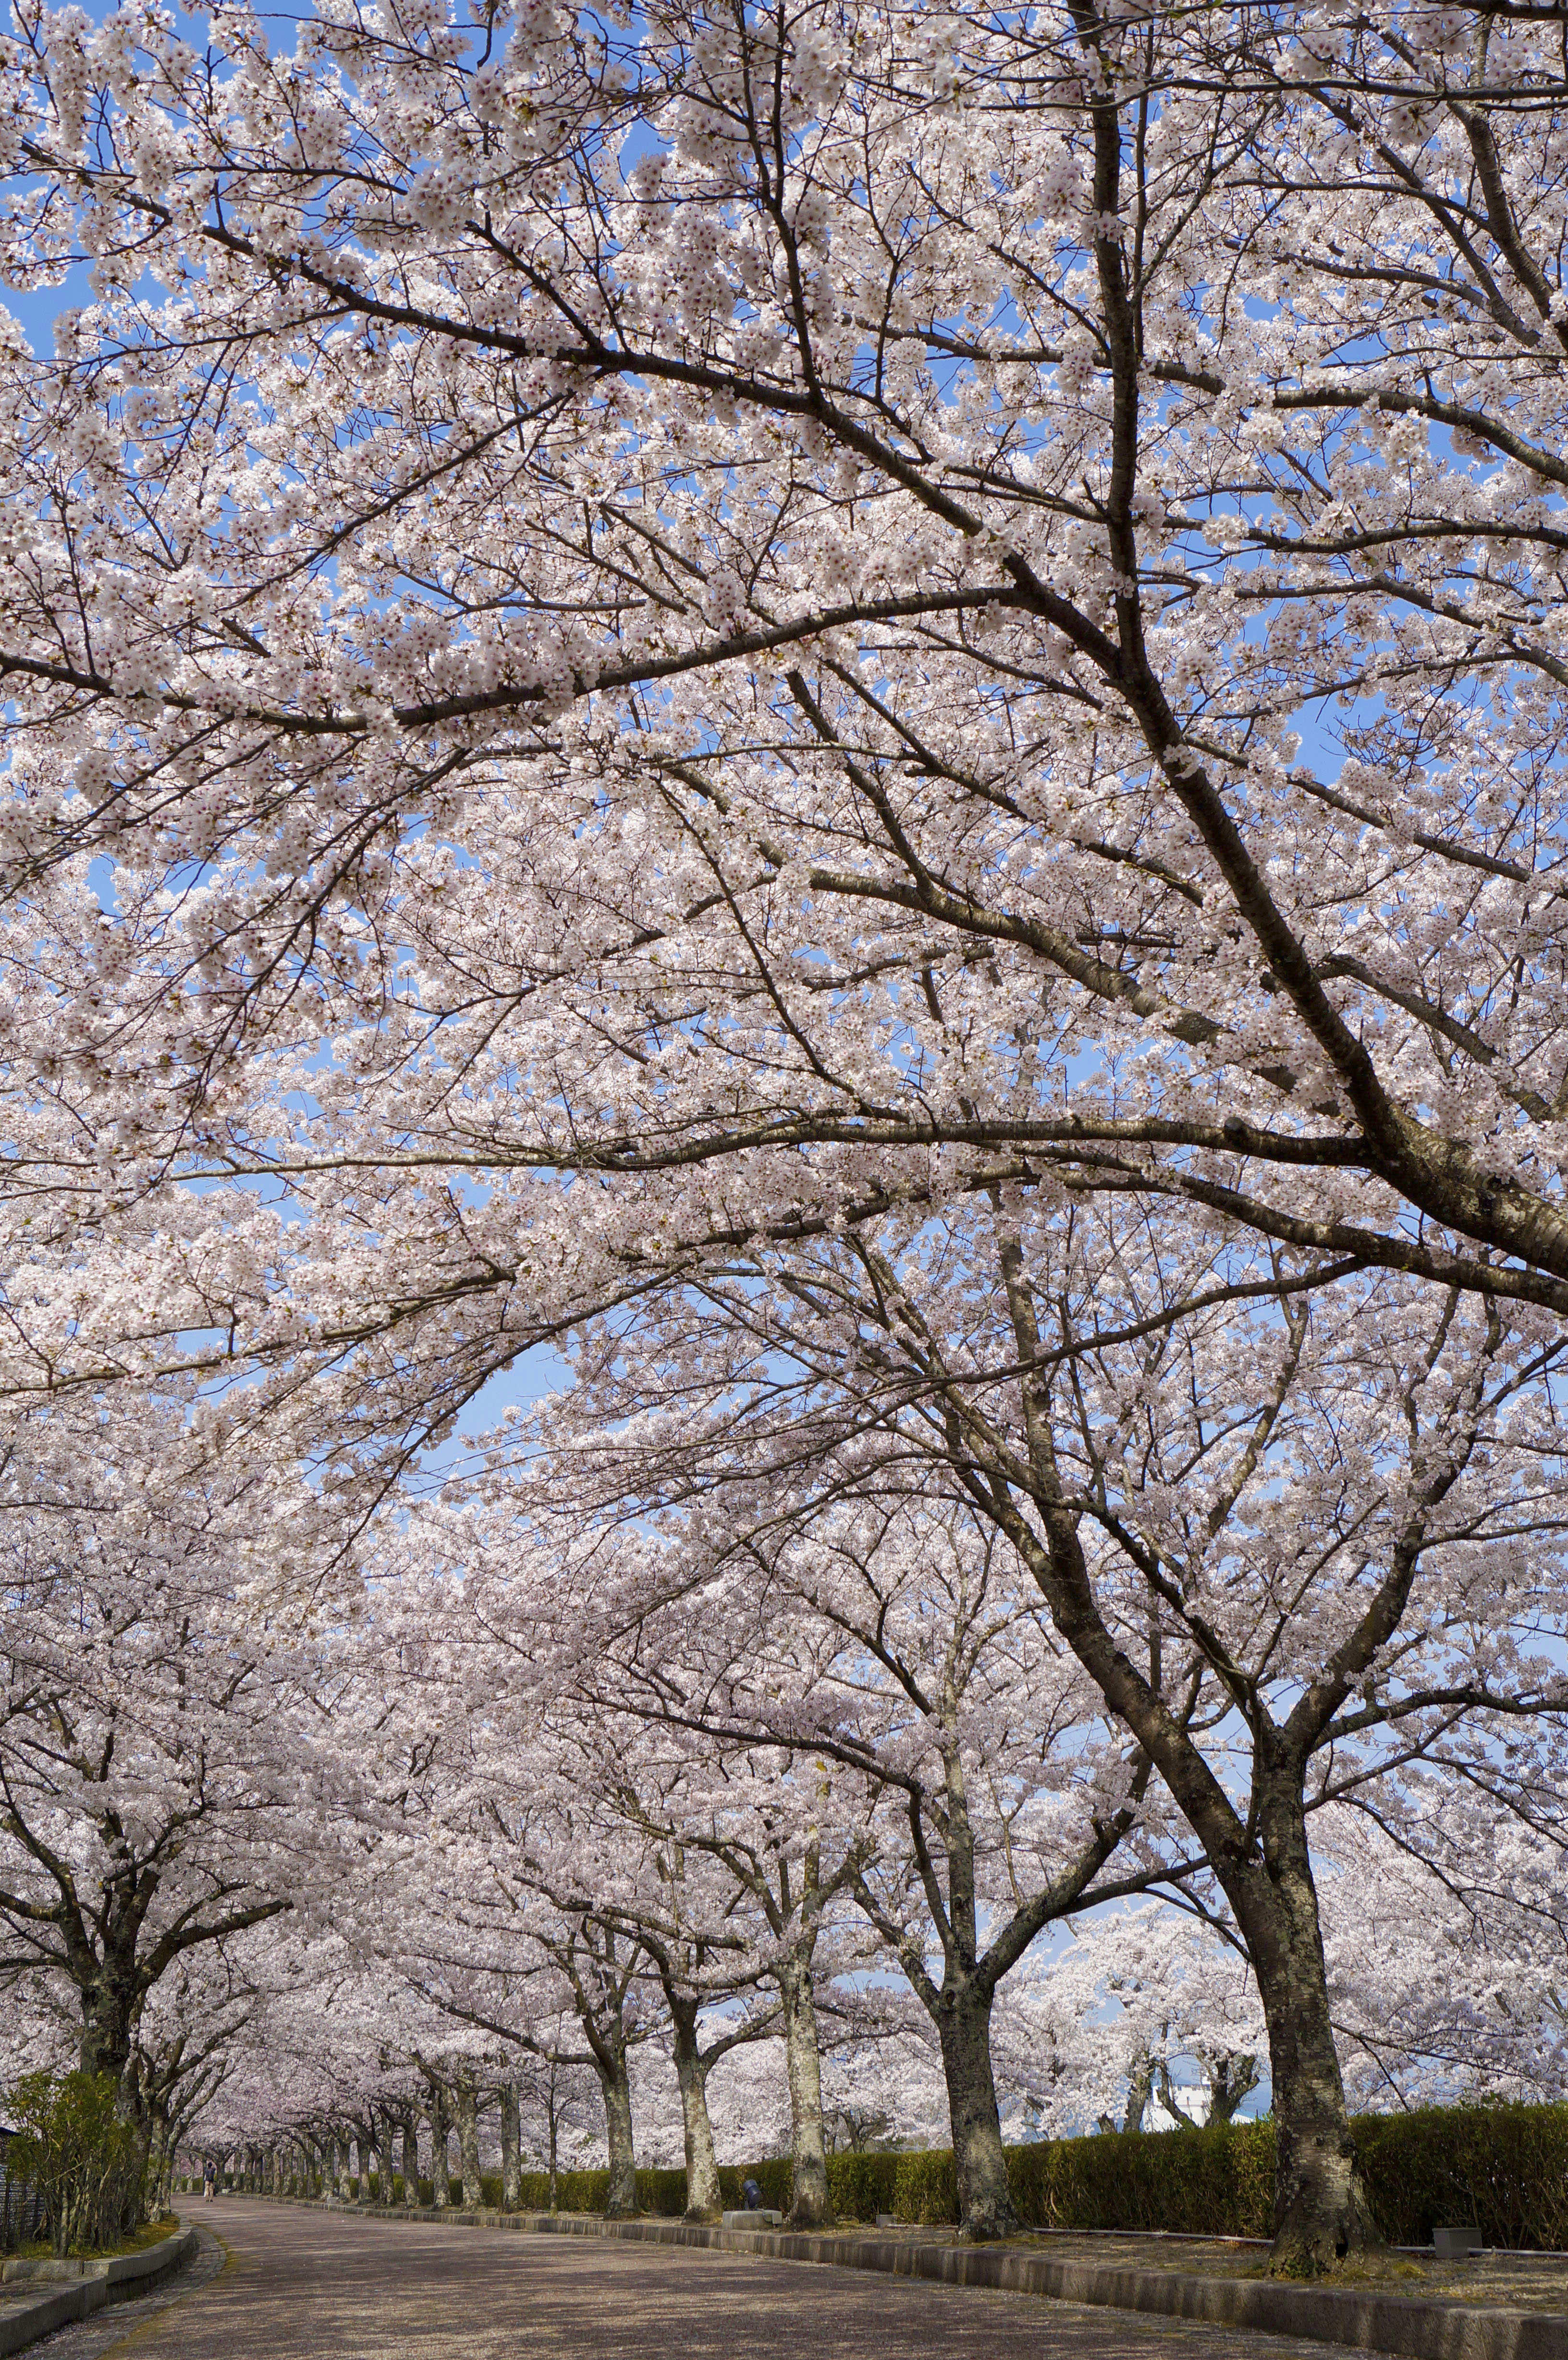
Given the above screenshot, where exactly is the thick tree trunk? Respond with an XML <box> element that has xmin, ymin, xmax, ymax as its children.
<box><xmin>1123</xmin><ymin>2052</ymin><xmax>1154</xmax><ymax>2135</ymax></box>
<box><xmin>500</xmin><ymin>2082</ymin><xmax>522</xmax><ymax>2211</ymax></box>
<box><xmin>77</xmin><ymin>1956</ymin><xmax>138</xmax><ymax>2088</ymax></box>
<box><xmin>402</xmin><ymin>2117</ymin><xmax>419</xmax><ymax>2208</ymax></box>
<box><xmin>454</xmin><ymin>2079</ymin><xmax>482</xmax><ymax>2208</ymax></box>
<box><xmin>779</xmin><ymin>1960</ymin><xmax>832</xmax><ymax>2227</ymax></box>
<box><xmin>1205</xmin><ymin>2053</ymin><xmax>1261</xmax><ymax>2125</ymax></box>
<box><xmin>1244</xmin><ymin>1825</ymin><xmax>1381</xmax><ymax>2274</ymax></box>
<box><xmin>667</xmin><ymin>1997</ymin><xmax>722</xmax><ymax>2219</ymax></box>
<box><xmin>936</xmin><ymin>1978</ymin><xmax>1017</xmax><ymax>2240</ymax></box>
<box><xmin>600</xmin><ymin>2054</ymin><xmax>638</xmax><ymax>2216</ymax></box>
<box><xmin>428</xmin><ymin>2092</ymin><xmax>450</xmax><ymax>2207</ymax></box>
<box><xmin>378</xmin><ymin>2115</ymin><xmax>396</xmax><ymax>2206</ymax></box>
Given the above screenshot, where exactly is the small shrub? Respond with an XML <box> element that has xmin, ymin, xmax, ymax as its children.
<box><xmin>4</xmin><ymin>2072</ymin><xmax>143</xmax><ymax>2256</ymax></box>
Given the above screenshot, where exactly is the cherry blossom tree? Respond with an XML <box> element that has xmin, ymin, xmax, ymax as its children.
<box><xmin>7</xmin><ymin>0</ymin><xmax>1568</xmax><ymax>1356</ymax></box>
<box><xmin>6</xmin><ymin>12</ymin><xmax>1568</xmax><ymax>2266</ymax></box>
<box><xmin>465</xmin><ymin>1570</ymin><xmax>869</xmax><ymax>2226</ymax></box>
<box><xmin>1020</xmin><ymin>1904</ymin><xmax>1267</xmax><ymax>2136</ymax></box>
<box><xmin>455</xmin><ymin>1474</ymin><xmax>1202</xmax><ymax>2236</ymax></box>
<box><xmin>1314</xmin><ymin>1783</ymin><xmax>1568</xmax><ymax>2112</ymax></box>
<box><xmin>0</xmin><ymin>1394</ymin><xmax>329</xmax><ymax>2147</ymax></box>
<box><xmin>572</xmin><ymin>1818</ymin><xmax>786</xmax><ymax>2220</ymax></box>
<box><xmin>677</xmin><ymin>1500</ymin><xmax>1184</xmax><ymax>2237</ymax></box>
<box><xmin>331</xmin><ymin>1614</ymin><xmax>668</xmax><ymax>2219</ymax></box>
<box><xmin>488</xmin><ymin>1200</ymin><xmax>1568</xmax><ymax>2265</ymax></box>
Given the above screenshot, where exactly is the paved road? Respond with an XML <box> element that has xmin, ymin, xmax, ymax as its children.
<box><xmin>36</xmin><ymin>2202</ymin><xmax>1378</xmax><ymax>2360</ymax></box>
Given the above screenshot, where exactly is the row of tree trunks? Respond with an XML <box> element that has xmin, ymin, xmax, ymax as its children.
<box><xmin>220</xmin><ymin>1972</ymin><xmax>839</xmax><ymax>2230</ymax></box>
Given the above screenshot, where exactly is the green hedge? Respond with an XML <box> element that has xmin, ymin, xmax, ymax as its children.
<box><xmin>415</xmin><ymin>2177</ymin><xmax>474</xmax><ymax>2207</ymax></box>
<box><xmin>1353</xmin><ymin>2105</ymin><xmax>1568</xmax><ymax>2250</ymax></box>
<box><xmin>826</xmin><ymin>2149</ymin><xmax>956</xmax><ymax>2224</ymax></box>
<box><xmin>492</xmin><ymin>2103</ymin><xmax>1568</xmax><ymax>2248</ymax></box>
<box><xmin>1005</xmin><ymin>2122</ymin><xmax>1274</xmax><ymax>2236</ymax></box>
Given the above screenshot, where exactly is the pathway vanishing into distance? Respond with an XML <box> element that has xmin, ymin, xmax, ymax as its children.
<box><xmin>35</xmin><ymin>2202</ymin><xmax>1382</xmax><ymax>2360</ymax></box>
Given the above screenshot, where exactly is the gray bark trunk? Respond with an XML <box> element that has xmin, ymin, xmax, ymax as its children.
<box><xmin>1247</xmin><ymin>1826</ymin><xmax>1381</xmax><ymax>2273</ymax></box>
<box><xmin>429</xmin><ymin>2092</ymin><xmax>450</xmax><ymax>2207</ymax></box>
<box><xmin>1123</xmin><ymin>2052</ymin><xmax>1154</xmax><ymax>2135</ymax></box>
<box><xmin>500</xmin><ymin>2082</ymin><xmax>522</xmax><ymax>2211</ymax></box>
<box><xmin>402</xmin><ymin>2117</ymin><xmax>419</xmax><ymax>2208</ymax></box>
<box><xmin>779</xmin><ymin>1960</ymin><xmax>832</xmax><ymax>2227</ymax></box>
<box><xmin>936</xmin><ymin>1977</ymin><xmax>1017</xmax><ymax>2240</ymax></box>
<box><xmin>668</xmin><ymin>1997</ymin><xmax>722</xmax><ymax>2219</ymax></box>
<box><xmin>600</xmin><ymin>2055</ymin><xmax>638</xmax><ymax>2216</ymax></box>
<box><xmin>1204</xmin><ymin>2053</ymin><xmax>1261</xmax><ymax>2125</ymax></box>
<box><xmin>378</xmin><ymin>2115</ymin><xmax>396</xmax><ymax>2205</ymax></box>
<box><xmin>454</xmin><ymin>2079</ymin><xmax>482</xmax><ymax>2208</ymax></box>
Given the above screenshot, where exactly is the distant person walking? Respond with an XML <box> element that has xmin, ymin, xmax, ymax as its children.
<box><xmin>203</xmin><ymin>2160</ymin><xmax>217</xmax><ymax>2203</ymax></box>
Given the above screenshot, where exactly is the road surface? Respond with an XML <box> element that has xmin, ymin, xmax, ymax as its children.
<box><xmin>35</xmin><ymin>2201</ymin><xmax>1377</xmax><ymax>2360</ymax></box>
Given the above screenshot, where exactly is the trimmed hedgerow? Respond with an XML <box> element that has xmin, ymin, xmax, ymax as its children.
<box><xmin>507</xmin><ymin>2162</ymin><xmax>794</xmax><ymax>2215</ymax></box>
<box><xmin>823</xmin><ymin>2148</ymin><xmax>957</xmax><ymax>2224</ymax></box>
<box><xmin>1003</xmin><ymin>2120</ymin><xmax>1275</xmax><ymax>2237</ymax></box>
<box><xmin>491</xmin><ymin>2102</ymin><xmax>1568</xmax><ymax>2248</ymax></box>
<box><xmin>1351</xmin><ymin>2103</ymin><xmax>1568</xmax><ymax>2250</ymax></box>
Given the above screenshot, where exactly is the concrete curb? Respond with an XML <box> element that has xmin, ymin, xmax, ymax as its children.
<box><xmin>0</xmin><ymin>2224</ymin><xmax>197</xmax><ymax>2356</ymax></box>
<box><xmin>235</xmin><ymin>2193</ymin><xmax>1567</xmax><ymax>2359</ymax></box>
